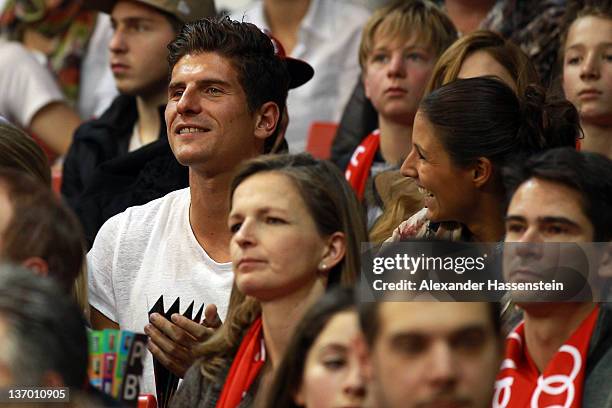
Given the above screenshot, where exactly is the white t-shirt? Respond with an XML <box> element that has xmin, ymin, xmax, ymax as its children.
<box><xmin>0</xmin><ymin>13</ymin><xmax>117</xmax><ymax>123</ymax></box>
<box><xmin>0</xmin><ymin>40</ymin><xmax>64</xmax><ymax>128</ymax></box>
<box><xmin>88</xmin><ymin>187</ymin><xmax>234</xmax><ymax>395</ymax></box>
<box><xmin>231</xmin><ymin>0</ymin><xmax>371</xmax><ymax>152</ymax></box>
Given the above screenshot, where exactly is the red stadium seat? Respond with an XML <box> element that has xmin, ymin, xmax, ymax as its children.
<box><xmin>305</xmin><ymin>122</ymin><xmax>338</xmax><ymax>160</ymax></box>
<box><xmin>138</xmin><ymin>394</ymin><xmax>157</xmax><ymax>408</ymax></box>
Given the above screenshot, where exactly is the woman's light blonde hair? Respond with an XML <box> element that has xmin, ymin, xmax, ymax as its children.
<box><xmin>196</xmin><ymin>153</ymin><xmax>367</xmax><ymax>381</ymax></box>
<box><xmin>369</xmin><ymin>170</ymin><xmax>424</xmax><ymax>244</ymax></box>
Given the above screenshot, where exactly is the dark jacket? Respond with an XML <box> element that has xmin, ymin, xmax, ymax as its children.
<box><xmin>330</xmin><ymin>79</ymin><xmax>377</xmax><ymax>171</ymax></box>
<box><xmin>62</xmin><ymin>94</ymin><xmax>138</xmax><ymax>202</ymax></box>
<box><xmin>61</xmin><ymin>94</ymin><xmax>188</xmax><ymax>248</ymax></box>
<box><xmin>583</xmin><ymin>303</ymin><xmax>612</xmax><ymax>407</ymax></box>
<box><xmin>171</xmin><ymin>360</ymin><xmax>257</xmax><ymax>408</ymax></box>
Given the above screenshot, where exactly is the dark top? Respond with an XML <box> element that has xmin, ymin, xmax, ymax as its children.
<box><xmin>330</xmin><ymin>79</ymin><xmax>377</xmax><ymax>171</ymax></box>
<box><xmin>583</xmin><ymin>302</ymin><xmax>612</xmax><ymax>407</ymax></box>
<box><xmin>171</xmin><ymin>360</ymin><xmax>258</xmax><ymax>408</ymax></box>
<box><xmin>62</xmin><ymin>94</ymin><xmax>139</xmax><ymax>202</ymax></box>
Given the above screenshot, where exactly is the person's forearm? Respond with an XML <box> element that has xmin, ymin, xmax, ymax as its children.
<box><xmin>29</xmin><ymin>101</ymin><xmax>81</xmax><ymax>155</ymax></box>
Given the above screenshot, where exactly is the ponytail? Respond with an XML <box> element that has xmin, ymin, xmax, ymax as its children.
<box><xmin>516</xmin><ymin>84</ymin><xmax>580</xmax><ymax>154</ymax></box>
<box><xmin>420</xmin><ymin>77</ymin><xmax>580</xmax><ymax>169</ymax></box>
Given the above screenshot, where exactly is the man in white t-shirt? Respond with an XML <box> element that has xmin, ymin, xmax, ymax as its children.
<box><xmin>88</xmin><ymin>16</ymin><xmax>301</xmax><ymax>395</ymax></box>
<box><xmin>62</xmin><ymin>0</ymin><xmax>216</xmax><ymax>247</ymax></box>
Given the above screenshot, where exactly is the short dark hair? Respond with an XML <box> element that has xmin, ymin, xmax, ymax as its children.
<box><xmin>503</xmin><ymin>147</ymin><xmax>612</xmax><ymax>241</ymax></box>
<box><xmin>0</xmin><ymin>264</ymin><xmax>88</xmax><ymax>388</ymax></box>
<box><xmin>359</xmin><ymin>300</ymin><xmax>501</xmax><ymax>347</ymax></box>
<box><xmin>420</xmin><ymin>77</ymin><xmax>580</xmax><ymax>170</ymax></box>
<box><xmin>0</xmin><ymin>169</ymin><xmax>85</xmax><ymax>294</ymax></box>
<box><xmin>267</xmin><ymin>287</ymin><xmax>356</xmax><ymax>407</ymax></box>
<box><xmin>167</xmin><ymin>17</ymin><xmax>290</xmax><ymax>153</ymax></box>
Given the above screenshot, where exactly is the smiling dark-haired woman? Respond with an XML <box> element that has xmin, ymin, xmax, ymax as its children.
<box><xmin>391</xmin><ymin>77</ymin><xmax>581</xmax><ymax>243</ymax></box>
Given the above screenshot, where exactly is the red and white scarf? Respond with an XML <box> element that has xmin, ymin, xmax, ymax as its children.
<box><xmin>493</xmin><ymin>306</ymin><xmax>600</xmax><ymax>408</ymax></box>
<box><xmin>345</xmin><ymin>130</ymin><xmax>380</xmax><ymax>200</ymax></box>
<box><xmin>216</xmin><ymin>317</ymin><xmax>265</xmax><ymax>408</ymax></box>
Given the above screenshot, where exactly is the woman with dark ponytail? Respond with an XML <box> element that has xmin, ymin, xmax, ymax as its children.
<box><xmin>392</xmin><ymin>76</ymin><xmax>580</xmax><ymax>242</ymax></box>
